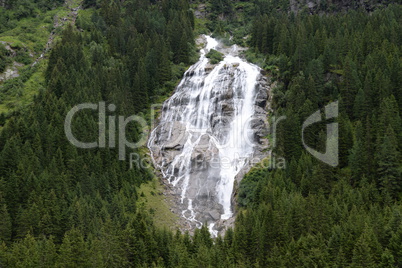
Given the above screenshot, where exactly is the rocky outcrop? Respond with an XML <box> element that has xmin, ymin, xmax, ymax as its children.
<box><xmin>0</xmin><ymin>61</ymin><xmax>23</xmax><ymax>82</ymax></box>
<box><xmin>194</xmin><ymin>4</ymin><xmax>207</xmax><ymax>19</ymax></box>
<box><xmin>289</xmin><ymin>0</ymin><xmax>393</xmax><ymax>14</ymax></box>
<box><xmin>151</xmin><ymin>121</ymin><xmax>188</xmax><ymax>165</ymax></box>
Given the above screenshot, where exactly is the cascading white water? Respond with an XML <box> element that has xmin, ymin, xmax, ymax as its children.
<box><xmin>148</xmin><ymin>35</ymin><xmax>267</xmax><ymax>234</ymax></box>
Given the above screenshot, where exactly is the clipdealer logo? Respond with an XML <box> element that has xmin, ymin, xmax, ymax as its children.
<box><xmin>302</xmin><ymin>101</ymin><xmax>338</xmax><ymax>167</ymax></box>
<box><xmin>64</xmin><ymin>101</ymin><xmax>338</xmax><ymax>167</ymax></box>
<box><xmin>64</xmin><ymin>102</ymin><xmax>148</xmax><ymax>160</ymax></box>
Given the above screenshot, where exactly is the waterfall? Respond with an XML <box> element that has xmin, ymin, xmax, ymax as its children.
<box><xmin>148</xmin><ymin>35</ymin><xmax>268</xmax><ymax>235</ymax></box>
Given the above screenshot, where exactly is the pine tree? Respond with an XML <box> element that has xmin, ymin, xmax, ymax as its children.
<box><xmin>377</xmin><ymin>126</ymin><xmax>401</xmax><ymax>199</ymax></box>
<box><xmin>157</xmin><ymin>40</ymin><xmax>172</xmax><ymax>84</ymax></box>
<box><xmin>389</xmin><ymin>225</ymin><xmax>402</xmax><ymax>267</ymax></box>
<box><xmin>352</xmin><ymin>226</ymin><xmax>377</xmax><ymax>268</ymax></box>
<box><xmin>137</xmin><ymin>59</ymin><xmax>149</xmax><ymax>104</ymax></box>
<box><xmin>338</xmin><ymin>114</ymin><xmax>354</xmax><ymax>168</ymax></box>
<box><xmin>56</xmin><ymin>228</ymin><xmax>90</xmax><ymax>267</ymax></box>
<box><xmin>353</xmin><ymin>88</ymin><xmax>368</xmax><ymax>120</ymax></box>
<box><xmin>340</xmin><ymin>55</ymin><xmax>361</xmax><ymax>118</ymax></box>
<box><xmin>8</xmin><ymin>233</ymin><xmax>40</xmax><ymax>267</ymax></box>
<box><xmin>378</xmin><ymin>95</ymin><xmax>402</xmax><ymax>151</ymax></box>
<box><xmin>0</xmin><ymin>204</ymin><xmax>12</xmax><ymax>243</ymax></box>
<box><xmin>380</xmin><ymin>248</ymin><xmax>395</xmax><ymax>268</ymax></box>
<box><xmin>349</xmin><ymin>122</ymin><xmax>366</xmax><ymax>186</ymax></box>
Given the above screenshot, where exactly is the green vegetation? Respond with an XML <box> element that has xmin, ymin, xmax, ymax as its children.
<box><xmin>0</xmin><ymin>62</ymin><xmax>46</xmax><ymax>114</ymax></box>
<box><xmin>0</xmin><ymin>0</ymin><xmax>63</xmax><ymax>33</ymax></box>
<box><xmin>1</xmin><ymin>15</ymin><xmax>52</xmax><ymax>54</ymax></box>
<box><xmin>0</xmin><ymin>0</ymin><xmax>200</xmax><ymax>266</ymax></box>
<box><xmin>206</xmin><ymin>49</ymin><xmax>223</xmax><ymax>64</ymax></box>
<box><xmin>0</xmin><ymin>43</ymin><xmax>12</xmax><ymax>73</ymax></box>
<box><xmin>137</xmin><ymin>178</ymin><xmax>180</xmax><ymax>230</ymax></box>
<box><xmin>193</xmin><ymin>16</ymin><xmax>209</xmax><ymax>35</ymax></box>
<box><xmin>233</xmin><ymin>2</ymin><xmax>402</xmax><ymax>266</ymax></box>
<box><xmin>0</xmin><ymin>0</ymin><xmax>82</xmax><ymax>119</ymax></box>
<box><xmin>200</xmin><ymin>0</ymin><xmax>255</xmax><ymax>46</ymax></box>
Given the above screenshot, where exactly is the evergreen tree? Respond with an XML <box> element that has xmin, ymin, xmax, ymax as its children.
<box><xmin>56</xmin><ymin>228</ymin><xmax>90</xmax><ymax>267</ymax></box>
<box><xmin>340</xmin><ymin>55</ymin><xmax>361</xmax><ymax>118</ymax></box>
<box><xmin>0</xmin><ymin>204</ymin><xmax>12</xmax><ymax>243</ymax></box>
<box><xmin>377</xmin><ymin>126</ymin><xmax>401</xmax><ymax>199</ymax></box>
<box><xmin>380</xmin><ymin>248</ymin><xmax>395</xmax><ymax>268</ymax></box>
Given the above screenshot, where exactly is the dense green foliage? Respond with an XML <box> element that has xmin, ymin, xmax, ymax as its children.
<box><xmin>0</xmin><ymin>0</ymin><xmax>76</xmax><ymax>116</ymax></box>
<box><xmin>205</xmin><ymin>49</ymin><xmax>223</xmax><ymax>64</ymax></box>
<box><xmin>0</xmin><ymin>0</ymin><xmax>197</xmax><ymax>266</ymax></box>
<box><xmin>0</xmin><ymin>43</ymin><xmax>12</xmax><ymax>72</ymax></box>
<box><xmin>194</xmin><ymin>0</ymin><xmax>255</xmax><ymax>45</ymax></box>
<box><xmin>0</xmin><ymin>0</ymin><xmax>63</xmax><ymax>33</ymax></box>
<box><xmin>197</xmin><ymin>0</ymin><xmax>397</xmax><ymax>46</ymax></box>
<box><xmin>0</xmin><ymin>0</ymin><xmax>401</xmax><ymax>267</ymax></box>
<box><xmin>234</xmin><ymin>2</ymin><xmax>402</xmax><ymax>266</ymax></box>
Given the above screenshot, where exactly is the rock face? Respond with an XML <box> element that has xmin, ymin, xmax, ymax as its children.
<box><xmin>148</xmin><ymin>35</ymin><xmax>270</xmax><ymax>235</ymax></box>
<box><xmin>194</xmin><ymin>4</ymin><xmax>207</xmax><ymax>19</ymax></box>
<box><xmin>289</xmin><ymin>0</ymin><xmax>391</xmax><ymax>14</ymax></box>
<box><xmin>0</xmin><ymin>61</ymin><xmax>22</xmax><ymax>82</ymax></box>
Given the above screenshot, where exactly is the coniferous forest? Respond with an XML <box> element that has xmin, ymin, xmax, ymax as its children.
<box><xmin>0</xmin><ymin>0</ymin><xmax>401</xmax><ymax>267</ymax></box>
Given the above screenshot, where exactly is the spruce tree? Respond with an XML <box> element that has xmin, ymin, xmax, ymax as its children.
<box><xmin>377</xmin><ymin>126</ymin><xmax>401</xmax><ymax>199</ymax></box>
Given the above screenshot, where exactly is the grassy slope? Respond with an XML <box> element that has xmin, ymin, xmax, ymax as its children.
<box><xmin>0</xmin><ymin>11</ymin><xmax>55</xmax><ymax>53</ymax></box>
<box><xmin>137</xmin><ymin>178</ymin><xmax>180</xmax><ymax>230</ymax></box>
<box><xmin>0</xmin><ymin>61</ymin><xmax>47</xmax><ymax>114</ymax></box>
<box><xmin>0</xmin><ymin>1</ymin><xmax>83</xmax><ymax>117</ymax></box>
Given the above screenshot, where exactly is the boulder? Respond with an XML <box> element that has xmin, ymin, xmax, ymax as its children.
<box><xmin>158</xmin><ymin>121</ymin><xmax>187</xmax><ymax>149</ymax></box>
<box><xmin>209</xmin><ymin>210</ymin><xmax>221</xmax><ymax>221</ymax></box>
<box><xmin>190</xmin><ymin>134</ymin><xmax>219</xmax><ymax>165</ymax></box>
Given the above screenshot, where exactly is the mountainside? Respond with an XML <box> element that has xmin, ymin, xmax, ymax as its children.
<box><xmin>289</xmin><ymin>0</ymin><xmax>397</xmax><ymax>13</ymax></box>
<box><xmin>0</xmin><ymin>0</ymin><xmax>401</xmax><ymax>267</ymax></box>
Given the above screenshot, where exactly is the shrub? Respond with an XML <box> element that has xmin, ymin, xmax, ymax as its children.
<box><xmin>206</xmin><ymin>49</ymin><xmax>223</xmax><ymax>64</ymax></box>
<box><xmin>0</xmin><ymin>44</ymin><xmax>12</xmax><ymax>72</ymax></box>
<box><xmin>15</xmin><ymin>49</ymin><xmax>32</xmax><ymax>65</ymax></box>
<box><xmin>238</xmin><ymin>167</ymin><xmax>267</xmax><ymax>207</ymax></box>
